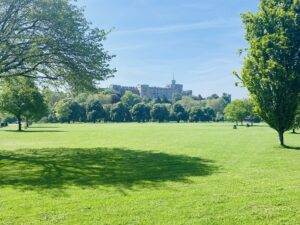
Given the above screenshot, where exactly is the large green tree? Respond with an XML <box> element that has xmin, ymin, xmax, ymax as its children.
<box><xmin>0</xmin><ymin>77</ymin><xmax>47</xmax><ymax>130</ymax></box>
<box><xmin>0</xmin><ymin>0</ymin><xmax>115</xmax><ymax>90</ymax></box>
<box><xmin>237</xmin><ymin>0</ymin><xmax>300</xmax><ymax>145</ymax></box>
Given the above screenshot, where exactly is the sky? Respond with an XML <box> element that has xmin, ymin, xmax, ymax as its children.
<box><xmin>77</xmin><ymin>0</ymin><xmax>260</xmax><ymax>99</ymax></box>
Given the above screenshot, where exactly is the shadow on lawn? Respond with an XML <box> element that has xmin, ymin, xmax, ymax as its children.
<box><xmin>283</xmin><ymin>145</ymin><xmax>300</xmax><ymax>150</ymax></box>
<box><xmin>4</xmin><ymin>130</ymin><xmax>65</xmax><ymax>133</ymax></box>
<box><xmin>0</xmin><ymin>148</ymin><xmax>217</xmax><ymax>190</ymax></box>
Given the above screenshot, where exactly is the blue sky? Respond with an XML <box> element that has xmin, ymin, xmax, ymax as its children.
<box><xmin>77</xmin><ymin>0</ymin><xmax>260</xmax><ymax>99</ymax></box>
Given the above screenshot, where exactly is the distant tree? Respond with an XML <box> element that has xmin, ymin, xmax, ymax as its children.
<box><xmin>153</xmin><ymin>97</ymin><xmax>162</xmax><ymax>104</ymax></box>
<box><xmin>42</xmin><ymin>88</ymin><xmax>66</xmax><ymax>122</ymax></box>
<box><xmin>202</xmin><ymin>107</ymin><xmax>215</xmax><ymax>122</ymax></box>
<box><xmin>236</xmin><ymin>0</ymin><xmax>300</xmax><ymax>145</ymax></box>
<box><xmin>103</xmin><ymin>104</ymin><xmax>112</xmax><ymax>122</ymax></box>
<box><xmin>86</xmin><ymin>100</ymin><xmax>106</xmax><ymax>123</ymax></box>
<box><xmin>0</xmin><ymin>78</ymin><xmax>47</xmax><ymax>131</ymax></box>
<box><xmin>161</xmin><ymin>95</ymin><xmax>171</xmax><ymax>104</ymax></box>
<box><xmin>130</xmin><ymin>103</ymin><xmax>151</xmax><ymax>122</ymax></box>
<box><xmin>205</xmin><ymin>98</ymin><xmax>228</xmax><ymax>115</ymax></box>
<box><xmin>69</xmin><ymin>101</ymin><xmax>86</xmax><ymax>122</ymax></box>
<box><xmin>176</xmin><ymin>96</ymin><xmax>203</xmax><ymax>111</ymax></box>
<box><xmin>54</xmin><ymin>99</ymin><xmax>72</xmax><ymax>123</ymax></box>
<box><xmin>292</xmin><ymin>106</ymin><xmax>300</xmax><ymax>133</ymax></box>
<box><xmin>110</xmin><ymin>103</ymin><xmax>131</xmax><ymax>122</ymax></box>
<box><xmin>216</xmin><ymin>112</ymin><xmax>225</xmax><ymax>122</ymax></box>
<box><xmin>151</xmin><ymin>104</ymin><xmax>169</xmax><ymax>123</ymax></box>
<box><xmin>23</xmin><ymin>92</ymin><xmax>48</xmax><ymax>128</ymax></box>
<box><xmin>0</xmin><ymin>0</ymin><xmax>115</xmax><ymax>91</ymax></box>
<box><xmin>189</xmin><ymin>107</ymin><xmax>204</xmax><ymax>122</ymax></box>
<box><xmin>172</xmin><ymin>93</ymin><xmax>182</xmax><ymax>103</ymax></box>
<box><xmin>121</xmin><ymin>91</ymin><xmax>142</xmax><ymax>108</ymax></box>
<box><xmin>222</xmin><ymin>93</ymin><xmax>232</xmax><ymax>104</ymax></box>
<box><xmin>224</xmin><ymin>99</ymin><xmax>252</xmax><ymax>125</ymax></box>
<box><xmin>172</xmin><ymin>103</ymin><xmax>189</xmax><ymax>123</ymax></box>
<box><xmin>207</xmin><ymin>94</ymin><xmax>219</xmax><ymax>100</ymax></box>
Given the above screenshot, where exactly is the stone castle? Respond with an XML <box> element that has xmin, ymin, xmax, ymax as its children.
<box><xmin>109</xmin><ymin>79</ymin><xmax>193</xmax><ymax>100</ymax></box>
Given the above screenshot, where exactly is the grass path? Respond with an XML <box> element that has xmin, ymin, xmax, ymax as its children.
<box><xmin>0</xmin><ymin>123</ymin><xmax>300</xmax><ymax>224</ymax></box>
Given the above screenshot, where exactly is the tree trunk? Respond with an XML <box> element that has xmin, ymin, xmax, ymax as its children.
<box><xmin>17</xmin><ymin>117</ymin><xmax>22</xmax><ymax>131</ymax></box>
<box><xmin>292</xmin><ymin>129</ymin><xmax>296</xmax><ymax>134</ymax></box>
<box><xmin>278</xmin><ymin>130</ymin><xmax>284</xmax><ymax>146</ymax></box>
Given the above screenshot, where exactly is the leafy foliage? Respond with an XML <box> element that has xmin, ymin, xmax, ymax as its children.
<box><xmin>238</xmin><ymin>0</ymin><xmax>300</xmax><ymax>144</ymax></box>
<box><xmin>0</xmin><ymin>77</ymin><xmax>47</xmax><ymax>130</ymax></box>
<box><xmin>0</xmin><ymin>0</ymin><xmax>115</xmax><ymax>90</ymax></box>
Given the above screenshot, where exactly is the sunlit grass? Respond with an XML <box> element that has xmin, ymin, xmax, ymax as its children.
<box><xmin>0</xmin><ymin>123</ymin><xmax>300</xmax><ymax>224</ymax></box>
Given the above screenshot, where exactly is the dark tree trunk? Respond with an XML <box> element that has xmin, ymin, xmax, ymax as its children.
<box><xmin>292</xmin><ymin>129</ymin><xmax>296</xmax><ymax>134</ymax></box>
<box><xmin>17</xmin><ymin>117</ymin><xmax>22</xmax><ymax>131</ymax></box>
<box><xmin>278</xmin><ymin>130</ymin><xmax>284</xmax><ymax>146</ymax></box>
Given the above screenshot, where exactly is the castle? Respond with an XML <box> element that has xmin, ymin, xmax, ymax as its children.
<box><xmin>109</xmin><ymin>79</ymin><xmax>193</xmax><ymax>100</ymax></box>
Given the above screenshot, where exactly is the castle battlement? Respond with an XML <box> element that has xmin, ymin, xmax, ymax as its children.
<box><xmin>109</xmin><ymin>80</ymin><xmax>192</xmax><ymax>100</ymax></box>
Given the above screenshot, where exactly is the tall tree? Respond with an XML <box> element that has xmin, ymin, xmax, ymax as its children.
<box><xmin>0</xmin><ymin>0</ymin><xmax>115</xmax><ymax>90</ymax></box>
<box><xmin>0</xmin><ymin>77</ymin><xmax>47</xmax><ymax>130</ymax></box>
<box><xmin>236</xmin><ymin>0</ymin><xmax>300</xmax><ymax>145</ymax></box>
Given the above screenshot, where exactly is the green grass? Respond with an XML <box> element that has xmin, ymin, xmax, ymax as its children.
<box><xmin>0</xmin><ymin>123</ymin><xmax>300</xmax><ymax>225</ymax></box>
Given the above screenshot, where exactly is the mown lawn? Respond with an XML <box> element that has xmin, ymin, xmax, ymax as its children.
<box><xmin>0</xmin><ymin>123</ymin><xmax>300</xmax><ymax>225</ymax></box>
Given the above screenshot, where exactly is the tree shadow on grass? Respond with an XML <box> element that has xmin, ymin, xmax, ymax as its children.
<box><xmin>0</xmin><ymin>148</ymin><xmax>217</xmax><ymax>191</ymax></box>
<box><xmin>4</xmin><ymin>130</ymin><xmax>65</xmax><ymax>133</ymax></box>
<box><xmin>283</xmin><ymin>145</ymin><xmax>300</xmax><ymax>150</ymax></box>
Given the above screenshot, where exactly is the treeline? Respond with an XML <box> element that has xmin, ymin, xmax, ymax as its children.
<box><xmin>41</xmin><ymin>90</ymin><xmax>233</xmax><ymax>123</ymax></box>
<box><xmin>1</xmin><ymin>78</ymin><xmax>299</xmax><ymax>132</ymax></box>
<box><xmin>0</xmin><ymin>78</ymin><xmax>237</xmax><ymax>128</ymax></box>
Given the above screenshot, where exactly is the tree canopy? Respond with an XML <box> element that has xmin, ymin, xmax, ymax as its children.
<box><xmin>0</xmin><ymin>77</ymin><xmax>47</xmax><ymax>130</ymax></box>
<box><xmin>237</xmin><ymin>0</ymin><xmax>300</xmax><ymax>145</ymax></box>
<box><xmin>0</xmin><ymin>0</ymin><xmax>115</xmax><ymax>91</ymax></box>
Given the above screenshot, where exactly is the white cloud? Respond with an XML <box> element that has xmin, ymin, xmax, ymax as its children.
<box><xmin>114</xmin><ymin>18</ymin><xmax>239</xmax><ymax>35</ymax></box>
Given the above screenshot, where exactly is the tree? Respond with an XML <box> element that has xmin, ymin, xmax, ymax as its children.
<box><xmin>202</xmin><ymin>107</ymin><xmax>215</xmax><ymax>122</ymax></box>
<box><xmin>205</xmin><ymin>98</ymin><xmax>228</xmax><ymax>115</ymax></box>
<box><xmin>69</xmin><ymin>101</ymin><xmax>86</xmax><ymax>122</ymax></box>
<box><xmin>189</xmin><ymin>107</ymin><xmax>215</xmax><ymax>122</ymax></box>
<box><xmin>0</xmin><ymin>77</ymin><xmax>47</xmax><ymax>131</ymax></box>
<box><xmin>86</xmin><ymin>99</ymin><xmax>106</xmax><ymax>123</ymax></box>
<box><xmin>292</xmin><ymin>106</ymin><xmax>300</xmax><ymax>133</ymax></box>
<box><xmin>130</xmin><ymin>103</ymin><xmax>151</xmax><ymax>122</ymax></box>
<box><xmin>172</xmin><ymin>103</ymin><xmax>188</xmax><ymax>123</ymax></box>
<box><xmin>120</xmin><ymin>91</ymin><xmax>142</xmax><ymax>108</ymax></box>
<box><xmin>23</xmin><ymin>91</ymin><xmax>48</xmax><ymax>128</ymax></box>
<box><xmin>189</xmin><ymin>107</ymin><xmax>204</xmax><ymax>122</ymax></box>
<box><xmin>151</xmin><ymin>104</ymin><xmax>169</xmax><ymax>123</ymax></box>
<box><xmin>236</xmin><ymin>0</ymin><xmax>300</xmax><ymax>145</ymax></box>
<box><xmin>224</xmin><ymin>99</ymin><xmax>252</xmax><ymax>125</ymax></box>
<box><xmin>54</xmin><ymin>99</ymin><xmax>72</xmax><ymax>123</ymax></box>
<box><xmin>0</xmin><ymin>0</ymin><xmax>115</xmax><ymax>91</ymax></box>
<box><xmin>110</xmin><ymin>103</ymin><xmax>131</xmax><ymax>122</ymax></box>
<box><xmin>172</xmin><ymin>93</ymin><xmax>182</xmax><ymax>103</ymax></box>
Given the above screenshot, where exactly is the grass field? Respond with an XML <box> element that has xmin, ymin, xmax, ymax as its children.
<box><xmin>0</xmin><ymin>123</ymin><xmax>300</xmax><ymax>225</ymax></box>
